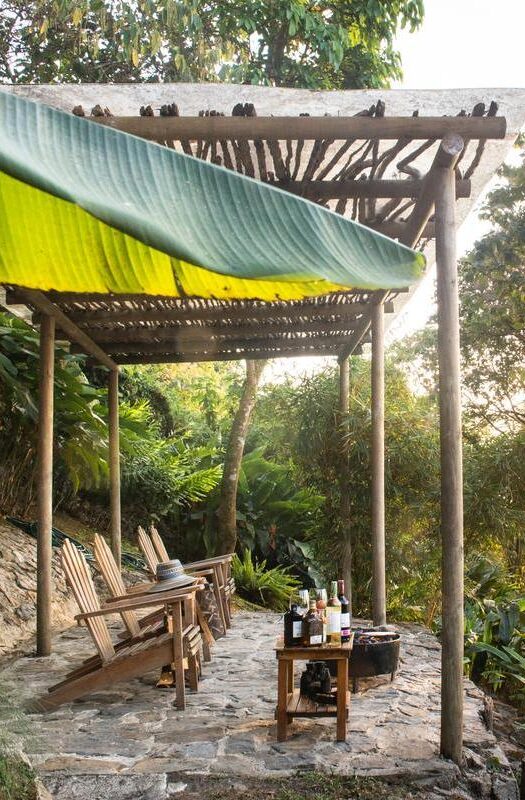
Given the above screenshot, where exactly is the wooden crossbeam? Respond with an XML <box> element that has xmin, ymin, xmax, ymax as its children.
<box><xmin>74</xmin><ymin>331</ymin><xmax>363</xmax><ymax>357</ymax></box>
<box><xmin>35</xmin><ymin>298</ymin><xmax>393</xmax><ymax>326</ymax></box>
<box><xmin>274</xmin><ymin>179</ymin><xmax>470</xmax><ymax>200</ymax></box>
<box><xmin>113</xmin><ymin>346</ymin><xmax>343</xmax><ymax>365</ymax></box>
<box><xmin>77</xmin><ymin>314</ymin><xmax>384</xmax><ymax>346</ymax></box>
<box><xmin>92</xmin><ymin>115</ymin><xmax>506</xmax><ymax>142</ymax></box>
<box><xmin>10</xmin><ymin>290</ymin><xmax>118</xmax><ymax>370</ymax></box>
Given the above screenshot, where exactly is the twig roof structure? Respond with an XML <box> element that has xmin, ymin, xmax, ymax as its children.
<box><xmin>1</xmin><ymin>85</ymin><xmax>524</xmax><ymax>365</ymax></box>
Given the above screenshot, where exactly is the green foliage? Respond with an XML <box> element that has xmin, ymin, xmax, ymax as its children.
<box><xmin>251</xmin><ymin>359</ymin><xmax>440</xmax><ymax>620</ymax></box>
<box><xmin>463</xmin><ymin>555</ymin><xmax>525</xmax><ymax>708</ymax></box>
<box><xmin>0</xmin><ymin>0</ymin><xmax>423</xmax><ymax>88</ymax></box>
<box><xmin>0</xmin><ymin>313</ymin><xmax>221</xmax><ymax>522</ymax></box>
<box><xmin>231</xmin><ymin>549</ymin><xmax>300</xmax><ymax>611</ymax></box>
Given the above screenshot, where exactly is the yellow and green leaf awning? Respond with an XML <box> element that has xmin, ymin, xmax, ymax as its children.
<box><xmin>0</xmin><ymin>93</ymin><xmax>425</xmax><ymax>301</ymax></box>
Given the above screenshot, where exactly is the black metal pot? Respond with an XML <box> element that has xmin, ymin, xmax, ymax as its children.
<box><xmin>349</xmin><ymin>634</ymin><xmax>400</xmax><ymax>678</ymax></box>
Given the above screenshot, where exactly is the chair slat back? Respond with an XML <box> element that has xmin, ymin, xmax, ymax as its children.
<box><xmin>93</xmin><ymin>534</ymin><xmax>141</xmax><ymax>639</ymax></box>
<box><xmin>149</xmin><ymin>526</ymin><xmax>170</xmax><ymax>563</ymax></box>
<box><xmin>137</xmin><ymin>526</ymin><xmax>159</xmax><ymax>575</ymax></box>
<box><xmin>61</xmin><ymin>539</ymin><xmax>115</xmax><ymax>662</ymax></box>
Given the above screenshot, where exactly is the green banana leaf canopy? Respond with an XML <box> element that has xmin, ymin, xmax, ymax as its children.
<box><xmin>0</xmin><ymin>93</ymin><xmax>425</xmax><ymax>301</ymax></box>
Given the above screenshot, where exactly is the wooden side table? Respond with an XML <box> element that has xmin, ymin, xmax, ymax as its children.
<box><xmin>274</xmin><ymin>637</ymin><xmax>353</xmax><ymax>742</ymax></box>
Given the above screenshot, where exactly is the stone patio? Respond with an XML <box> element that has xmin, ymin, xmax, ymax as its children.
<box><xmin>0</xmin><ymin>612</ymin><xmax>517</xmax><ymax>799</ymax></box>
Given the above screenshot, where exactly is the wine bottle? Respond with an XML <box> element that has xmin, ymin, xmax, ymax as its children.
<box><xmin>316</xmin><ymin>589</ymin><xmax>327</xmax><ymax>643</ymax></box>
<box><xmin>337</xmin><ymin>579</ymin><xmax>351</xmax><ymax>643</ymax></box>
<box><xmin>326</xmin><ymin>581</ymin><xmax>341</xmax><ymax>645</ymax></box>
<box><xmin>298</xmin><ymin>589</ymin><xmax>310</xmax><ymax>617</ymax></box>
<box><xmin>303</xmin><ymin>600</ymin><xmax>324</xmax><ymax>647</ymax></box>
<box><xmin>284</xmin><ymin>602</ymin><xmax>304</xmax><ymax>647</ymax></box>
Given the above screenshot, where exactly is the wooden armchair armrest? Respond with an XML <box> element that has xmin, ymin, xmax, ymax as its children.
<box><xmin>76</xmin><ymin>590</ymin><xmax>194</xmax><ymax>621</ymax></box>
<box><xmin>184</xmin><ymin>555</ymin><xmax>233</xmax><ymax>570</ymax></box>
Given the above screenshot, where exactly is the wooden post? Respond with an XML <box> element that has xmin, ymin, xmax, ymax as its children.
<box><xmin>371</xmin><ymin>302</ymin><xmax>386</xmax><ymax>627</ymax></box>
<box><xmin>339</xmin><ymin>357</ymin><xmax>352</xmax><ymax>614</ymax></box>
<box><xmin>108</xmin><ymin>368</ymin><xmax>121</xmax><ymax>567</ymax></box>
<box><xmin>436</xmin><ymin>166</ymin><xmax>464</xmax><ymax>765</ymax></box>
<box><xmin>37</xmin><ymin>315</ymin><xmax>55</xmax><ymax>656</ymax></box>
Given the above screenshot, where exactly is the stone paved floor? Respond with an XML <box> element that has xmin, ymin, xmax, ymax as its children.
<box><xmin>0</xmin><ymin>613</ymin><xmax>506</xmax><ymax>799</ymax></box>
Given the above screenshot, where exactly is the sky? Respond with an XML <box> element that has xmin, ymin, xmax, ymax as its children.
<box><xmin>269</xmin><ymin>0</ymin><xmax>525</xmax><ymax>379</ymax></box>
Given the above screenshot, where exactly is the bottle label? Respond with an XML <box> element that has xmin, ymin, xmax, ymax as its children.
<box><xmin>309</xmin><ymin>634</ymin><xmax>323</xmax><ymax>645</ymax></box>
<box><xmin>327</xmin><ymin>612</ymin><xmax>341</xmax><ymax>634</ymax></box>
<box><xmin>292</xmin><ymin>621</ymin><xmax>303</xmax><ymax>638</ymax></box>
<box><xmin>340</xmin><ymin>613</ymin><xmax>350</xmax><ymax>633</ymax></box>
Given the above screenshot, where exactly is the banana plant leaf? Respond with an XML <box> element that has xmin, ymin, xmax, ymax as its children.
<box><xmin>0</xmin><ymin>93</ymin><xmax>425</xmax><ymax>300</ymax></box>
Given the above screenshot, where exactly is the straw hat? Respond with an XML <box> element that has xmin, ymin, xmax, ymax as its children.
<box><xmin>147</xmin><ymin>559</ymin><xmax>196</xmax><ymax>594</ymax></box>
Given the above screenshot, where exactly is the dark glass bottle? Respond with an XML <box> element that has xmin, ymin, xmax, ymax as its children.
<box><xmin>284</xmin><ymin>603</ymin><xmax>304</xmax><ymax>647</ymax></box>
<box><xmin>337</xmin><ymin>579</ymin><xmax>351</xmax><ymax>643</ymax></box>
<box><xmin>303</xmin><ymin>600</ymin><xmax>324</xmax><ymax>647</ymax></box>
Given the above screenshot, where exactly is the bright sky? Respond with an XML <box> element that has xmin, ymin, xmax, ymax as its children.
<box><xmin>268</xmin><ymin>0</ymin><xmax>525</xmax><ymax>379</ymax></box>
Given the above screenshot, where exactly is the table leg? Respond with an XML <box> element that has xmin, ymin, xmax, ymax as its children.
<box><xmin>336</xmin><ymin>657</ymin><xmax>348</xmax><ymax>742</ymax></box>
<box><xmin>277</xmin><ymin>658</ymin><xmax>289</xmax><ymax>742</ymax></box>
<box><xmin>287</xmin><ymin>659</ymin><xmax>294</xmax><ymax>693</ymax></box>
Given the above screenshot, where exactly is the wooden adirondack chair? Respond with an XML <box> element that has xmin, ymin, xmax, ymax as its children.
<box><xmin>29</xmin><ymin>540</ymin><xmax>201</xmax><ymax>712</ymax></box>
<box><xmin>145</xmin><ymin>525</ymin><xmax>233</xmax><ymax>633</ymax></box>
<box><xmin>94</xmin><ymin>533</ymin><xmax>213</xmax><ymax>663</ymax></box>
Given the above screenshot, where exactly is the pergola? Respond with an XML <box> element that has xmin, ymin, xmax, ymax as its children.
<box><xmin>1</xmin><ymin>84</ymin><xmax>524</xmax><ymax>767</ymax></box>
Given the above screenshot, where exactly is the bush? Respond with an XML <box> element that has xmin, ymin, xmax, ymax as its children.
<box><xmin>232</xmin><ymin>549</ymin><xmax>300</xmax><ymax>611</ymax></box>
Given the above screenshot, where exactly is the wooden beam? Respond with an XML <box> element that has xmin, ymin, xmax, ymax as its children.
<box><xmin>401</xmin><ymin>134</ymin><xmax>465</xmax><ymax>248</ymax></box>
<box><xmin>371</xmin><ymin>302</ymin><xmax>386</xmax><ymax>627</ymax></box>
<box><xmin>37</xmin><ymin>315</ymin><xmax>55</xmax><ymax>657</ymax></box>
<box><xmin>80</xmin><ymin>316</ymin><xmax>374</xmax><ymax>347</ymax></box>
<box><xmin>10</xmin><ymin>290</ymin><xmax>118</xmax><ymax>371</ymax></box>
<box><xmin>108</xmin><ymin>368</ymin><xmax>121</xmax><ymax>568</ymax></box>
<box><xmin>271</xmin><ymin>179</ymin><xmax>470</xmax><ymax>200</ymax></box>
<box><xmin>113</xmin><ymin>346</ymin><xmax>341</xmax><ymax>365</ymax></box>
<box><xmin>47</xmin><ymin>298</ymin><xmax>392</xmax><ymax>327</ymax></box>
<box><xmin>91</xmin><ymin>115</ymin><xmax>506</xmax><ymax>142</ymax></box>
<box><xmin>436</xmin><ymin>166</ymin><xmax>464</xmax><ymax>765</ymax></box>
<box><xmin>339</xmin><ymin>357</ymin><xmax>352</xmax><ymax>616</ymax></box>
<box><xmin>78</xmin><ymin>331</ymin><xmax>368</xmax><ymax>357</ymax></box>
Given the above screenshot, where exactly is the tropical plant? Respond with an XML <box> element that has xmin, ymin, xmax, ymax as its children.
<box><xmin>0</xmin><ymin>0</ymin><xmax>424</xmax><ymax>88</ymax></box>
<box><xmin>463</xmin><ymin>555</ymin><xmax>525</xmax><ymax>708</ymax></box>
<box><xmin>250</xmin><ymin>359</ymin><xmax>441</xmax><ymax>619</ymax></box>
<box><xmin>0</xmin><ymin>313</ymin><xmax>222</xmax><ymax>526</ymax></box>
<box><xmin>232</xmin><ymin>549</ymin><xmax>300</xmax><ymax>611</ymax></box>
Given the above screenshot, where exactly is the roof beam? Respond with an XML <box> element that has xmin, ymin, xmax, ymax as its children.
<box><xmin>75</xmin><ymin>331</ymin><xmax>368</xmax><ymax>357</ymax></box>
<box><xmin>76</xmin><ymin>311</ymin><xmax>397</xmax><ymax>346</ymax></box>
<box><xmin>92</xmin><ymin>115</ymin><xmax>506</xmax><ymax>142</ymax></box>
<box><xmin>275</xmin><ymin>179</ymin><xmax>470</xmax><ymax>200</ymax></box>
<box><xmin>113</xmin><ymin>347</ymin><xmax>343</xmax><ymax>365</ymax></box>
<box><xmin>31</xmin><ymin>297</ymin><xmax>391</xmax><ymax>326</ymax></box>
<box><xmin>9</xmin><ymin>289</ymin><xmax>118</xmax><ymax>371</ymax></box>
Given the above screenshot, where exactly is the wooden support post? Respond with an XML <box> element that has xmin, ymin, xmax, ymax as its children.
<box><xmin>37</xmin><ymin>315</ymin><xmax>55</xmax><ymax>656</ymax></box>
<box><xmin>371</xmin><ymin>302</ymin><xmax>386</xmax><ymax>627</ymax></box>
<box><xmin>108</xmin><ymin>368</ymin><xmax>121</xmax><ymax>567</ymax></box>
<box><xmin>436</xmin><ymin>166</ymin><xmax>464</xmax><ymax>765</ymax></box>
<box><xmin>338</xmin><ymin>357</ymin><xmax>352</xmax><ymax>615</ymax></box>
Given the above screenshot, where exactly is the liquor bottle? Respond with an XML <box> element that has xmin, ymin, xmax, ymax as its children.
<box><xmin>316</xmin><ymin>589</ymin><xmax>327</xmax><ymax>643</ymax></box>
<box><xmin>303</xmin><ymin>600</ymin><xmax>324</xmax><ymax>647</ymax></box>
<box><xmin>326</xmin><ymin>580</ymin><xmax>341</xmax><ymax>645</ymax></box>
<box><xmin>337</xmin><ymin>579</ymin><xmax>351</xmax><ymax>643</ymax></box>
<box><xmin>284</xmin><ymin>603</ymin><xmax>304</xmax><ymax>647</ymax></box>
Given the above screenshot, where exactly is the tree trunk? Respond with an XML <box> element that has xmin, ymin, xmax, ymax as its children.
<box><xmin>216</xmin><ymin>360</ymin><xmax>267</xmax><ymax>554</ymax></box>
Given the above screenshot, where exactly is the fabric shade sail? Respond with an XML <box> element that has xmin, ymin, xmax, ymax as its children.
<box><xmin>0</xmin><ymin>93</ymin><xmax>425</xmax><ymax>301</ymax></box>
